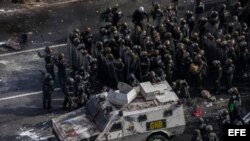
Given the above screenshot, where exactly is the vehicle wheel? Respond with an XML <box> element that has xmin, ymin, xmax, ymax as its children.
<box><xmin>147</xmin><ymin>134</ymin><xmax>169</xmax><ymax>141</ymax></box>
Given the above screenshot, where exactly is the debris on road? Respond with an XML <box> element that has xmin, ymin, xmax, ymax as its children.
<box><xmin>19</xmin><ymin>128</ymin><xmax>40</xmax><ymax>141</ymax></box>
<box><xmin>201</xmin><ymin>90</ymin><xmax>216</xmax><ymax>102</ymax></box>
<box><xmin>193</xmin><ymin>106</ymin><xmax>202</xmax><ymax>117</ymax></box>
<box><xmin>5</xmin><ymin>33</ymin><xmax>29</xmax><ymax>51</ymax></box>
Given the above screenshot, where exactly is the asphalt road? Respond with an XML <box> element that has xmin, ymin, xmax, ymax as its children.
<box><xmin>0</xmin><ymin>1</ymin><xmax>195</xmax><ymax>140</ymax></box>
<box><xmin>0</xmin><ymin>0</ymin><xmax>249</xmax><ymax>141</ymax></box>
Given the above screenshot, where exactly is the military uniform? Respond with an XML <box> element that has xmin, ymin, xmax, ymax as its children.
<box><xmin>128</xmin><ymin>73</ymin><xmax>139</xmax><ymax>87</ymax></box>
<box><xmin>212</xmin><ymin>60</ymin><xmax>222</xmax><ymax>94</ymax></box>
<box><xmin>191</xmin><ymin>129</ymin><xmax>203</xmax><ymax>141</ymax></box>
<box><xmin>132</xmin><ymin>7</ymin><xmax>149</xmax><ymax>30</ymax></box>
<box><xmin>81</xmin><ymin>28</ymin><xmax>93</xmax><ymax>53</ymax></box>
<box><xmin>42</xmin><ymin>73</ymin><xmax>54</xmax><ymax>109</ymax></box>
<box><xmin>224</xmin><ymin>59</ymin><xmax>235</xmax><ymax>90</ymax></box>
<box><xmin>111</xmin><ymin>4</ymin><xmax>123</xmax><ymax>26</ymax></box>
<box><xmin>185</xmin><ymin>11</ymin><xmax>195</xmax><ymax>35</ymax></box>
<box><xmin>195</xmin><ymin>1</ymin><xmax>205</xmax><ymax>19</ymax></box>
<box><xmin>197</xmin><ymin>118</ymin><xmax>207</xmax><ymax>137</ymax></box>
<box><xmin>75</xmin><ymin>75</ymin><xmax>87</xmax><ymax>107</ymax></box>
<box><xmin>165</xmin><ymin>59</ymin><xmax>174</xmax><ymax>83</ymax></box>
<box><xmin>55</xmin><ymin>53</ymin><xmax>68</xmax><ymax>89</ymax></box>
<box><xmin>151</xmin><ymin>4</ymin><xmax>164</xmax><ymax>27</ymax></box>
<box><xmin>204</xmin><ymin>125</ymin><xmax>218</xmax><ymax>141</ymax></box>
<box><xmin>38</xmin><ymin>46</ymin><xmax>55</xmax><ymax>79</ymax></box>
<box><xmin>63</xmin><ymin>78</ymin><xmax>75</xmax><ymax>110</ymax></box>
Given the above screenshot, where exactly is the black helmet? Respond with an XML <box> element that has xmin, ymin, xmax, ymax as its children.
<box><xmin>45</xmin><ymin>46</ymin><xmax>52</xmax><ymax>53</ymax></box>
<box><xmin>58</xmin><ymin>53</ymin><xmax>64</xmax><ymax>60</ymax></box>
<box><xmin>45</xmin><ymin>73</ymin><xmax>52</xmax><ymax>80</ymax></box>
<box><xmin>67</xmin><ymin>77</ymin><xmax>75</xmax><ymax>84</ymax></box>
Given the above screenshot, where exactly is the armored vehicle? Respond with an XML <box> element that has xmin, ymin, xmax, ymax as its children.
<box><xmin>52</xmin><ymin>81</ymin><xmax>186</xmax><ymax>141</ymax></box>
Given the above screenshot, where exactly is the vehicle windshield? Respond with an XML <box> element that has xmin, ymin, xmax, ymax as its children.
<box><xmin>86</xmin><ymin>96</ymin><xmax>108</xmax><ymax>130</ymax></box>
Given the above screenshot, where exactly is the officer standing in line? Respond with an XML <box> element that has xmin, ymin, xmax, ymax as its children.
<box><xmin>191</xmin><ymin>129</ymin><xmax>203</xmax><ymax>141</ymax></box>
<box><xmin>151</xmin><ymin>3</ymin><xmax>164</xmax><ymax>27</ymax></box>
<box><xmin>38</xmin><ymin>46</ymin><xmax>55</xmax><ymax>79</ymax></box>
<box><xmin>212</xmin><ymin>60</ymin><xmax>222</xmax><ymax>94</ymax></box>
<box><xmin>42</xmin><ymin>73</ymin><xmax>54</xmax><ymax>109</ymax></box>
<box><xmin>132</xmin><ymin>6</ymin><xmax>149</xmax><ymax>30</ymax></box>
<box><xmin>172</xmin><ymin>0</ymin><xmax>179</xmax><ymax>15</ymax></box>
<box><xmin>224</xmin><ymin>59</ymin><xmax>235</xmax><ymax>90</ymax></box>
<box><xmin>54</xmin><ymin>53</ymin><xmax>68</xmax><ymax>90</ymax></box>
<box><xmin>63</xmin><ymin>77</ymin><xmax>75</xmax><ymax>110</ymax></box>
<box><xmin>204</xmin><ymin>125</ymin><xmax>218</xmax><ymax>141</ymax></box>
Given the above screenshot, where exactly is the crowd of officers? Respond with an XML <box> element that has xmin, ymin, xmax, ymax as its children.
<box><xmin>37</xmin><ymin>0</ymin><xmax>248</xmax><ymax>137</ymax></box>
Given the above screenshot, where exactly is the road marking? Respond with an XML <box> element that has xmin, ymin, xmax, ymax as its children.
<box><xmin>0</xmin><ymin>88</ymin><xmax>61</xmax><ymax>101</ymax></box>
<box><xmin>0</xmin><ymin>43</ymin><xmax>67</xmax><ymax>57</ymax></box>
<box><xmin>0</xmin><ymin>0</ymin><xmax>80</xmax><ymax>15</ymax></box>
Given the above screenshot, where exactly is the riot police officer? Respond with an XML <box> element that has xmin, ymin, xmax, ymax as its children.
<box><xmin>204</xmin><ymin>125</ymin><xmax>218</xmax><ymax>141</ymax></box>
<box><xmin>38</xmin><ymin>46</ymin><xmax>55</xmax><ymax>79</ymax></box>
<box><xmin>191</xmin><ymin>129</ymin><xmax>203</xmax><ymax>141</ymax></box>
<box><xmin>75</xmin><ymin>75</ymin><xmax>87</xmax><ymax>107</ymax></box>
<box><xmin>132</xmin><ymin>6</ymin><xmax>149</xmax><ymax>30</ymax></box>
<box><xmin>212</xmin><ymin>60</ymin><xmax>222</xmax><ymax>94</ymax></box>
<box><xmin>197</xmin><ymin>117</ymin><xmax>207</xmax><ymax>137</ymax></box>
<box><xmin>224</xmin><ymin>59</ymin><xmax>235</xmax><ymax>90</ymax></box>
<box><xmin>151</xmin><ymin>3</ymin><xmax>164</xmax><ymax>27</ymax></box>
<box><xmin>195</xmin><ymin>0</ymin><xmax>205</xmax><ymax>19</ymax></box>
<box><xmin>81</xmin><ymin>27</ymin><xmax>93</xmax><ymax>53</ymax></box>
<box><xmin>54</xmin><ymin>53</ymin><xmax>68</xmax><ymax>89</ymax></box>
<box><xmin>42</xmin><ymin>73</ymin><xmax>54</xmax><ymax>109</ymax></box>
<box><xmin>111</xmin><ymin>4</ymin><xmax>123</xmax><ymax>26</ymax></box>
<box><xmin>63</xmin><ymin>77</ymin><xmax>75</xmax><ymax>110</ymax></box>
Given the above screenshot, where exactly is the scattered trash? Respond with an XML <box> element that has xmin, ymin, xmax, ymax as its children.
<box><xmin>205</xmin><ymin>102</ymin><xmax>213</xmax><ymax>108</ymax></box>
<box><xmin>5</xmin><ymin>33</ymin><xmax>29</xmax><ymax>51</ymax></box>
<box><xmin>201</xmin><ymin>90</ymin><xmax>216</xmax><ymax>102</ymax></box>
<box><xmin>210</xmin><ymin>96</ymin><xmax>216</xmax><ymax>102</ymax></box>
<box><xmin>48</xmin><ymin>32</ymin><xmax>52</xmax><ymax>35</ymax></box>
<box><xmin>193</xmin><ymin>106</ymin><xmax>202</xmax><ymax>117</ymax></box>
<box><xmin>219</xmin><ymin>98</ymin><xmax>224</xmax><ymax>101</ymax></box>
<box><xmin>19</xmin><ymin>129</ymin><xmax>40</xmax><ymax>141</ymax></box>
<box><xmin>18</xmin><ymin>128</ymin><xmax>51</xmax><ymax>141</ymax></box>
<box><xmin>201</xmin><ymin>90</ymin><xmax>211</xmax><ymax>99</ymax></box>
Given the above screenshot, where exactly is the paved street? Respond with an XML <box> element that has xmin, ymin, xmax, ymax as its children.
<box><xmin>0</xmin><ymin>0</ymin><xmax>249</xmax><ymax>141</ymax></box>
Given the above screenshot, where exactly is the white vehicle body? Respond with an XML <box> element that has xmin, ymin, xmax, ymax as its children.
<box><xmin>52</xmin><ymin>81</ymin><xmax>186</xmax><ymax>141</ymax></box>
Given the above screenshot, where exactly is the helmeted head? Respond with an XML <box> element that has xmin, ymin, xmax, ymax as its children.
<box><xmin>154</xmin><ymin>4</ymin><xmax>160</xmax><ymax>10</ymax></box>
<box><xmin>167</xmin><ymin>5</ymin><xmax>172</xmax><ymax>11</ymax></box>
<box><xmin>212</xmin><ymin>60</ymin><xmax>221</xmax><ymax>67</ymax></box>
<box><xmin>206</xmin><ymin>125</ymin><xmax>213</xmax><ymax>133</ymax></box>
<box><xmin>58</xmin><ymin>53</ymin><xmax>64</xmax><ymax>60</ymax></box>
<box><xmin>198</xmin><ymin>117</ymin><xmax>204</xmax><ymax>124</ymax></box>
<box><xmin>73</xmin><ymin>28</ymin><xmax>80</xmax><ymax>33</ymax></box>
<box><xmin>113</xmin><ymin>3</ymin><xmax>119</xmax><ymax>10</ymax></box>
<box><xmin>194</xmin><ymin>129</ymin><xmax>201</xmax><ymax>136</ymax></box>
<box><xmin>85</xmin><ymin>27</ymin><xmax>91</xmax><ymax>33</ymax></box>
<box><xmin>138</xmin><ymin>6</ymin><xmax>145</xmax><ymax>12</ymax></box>
<box><xmin>225</xmin><ymin>58</ymin><xmax>233</xmax><ymax>65</ymax></box>
<box><xmin>45</xmin><ymin>73</ymin><xmax>52</xmax><ymax>80</ymax></box>
<box><xmin>75</xmin><ymin>74</ymin><xmax>83</xmax><ymax>82</ymax></box>
<box><xmin>140</xmin><ymin>51</ymin><xmax>148</xmax><ymax>58</ymax></box>
<box><xmin>223</xmin><ymin>109</ymin><xmax>229</xmax><ymax>116</ymax></box>
<box><xmin>228</xmin><ymin>87</ymin><xmax>239</xmax><ymax>95</ymax></box>
<box><xmin>45</xmin><ymin>46</ymin><xmax>52</xmax><ymax>53</ymax></box>
<box><xmin>67</xmin><ymin>77</ymin><xmax>75</xmax><ymax>85</ymax></box>
<box><xmin>233</xmin><ymin>16</ymin><xmax>238</xmax><ymax>22</ymax></box>
<box><xmin>221</xmin><ymin>4</ymin><xmax>226</xmax><ymax>10</ymax></box>
<box><xmin>179</xmin><ymin>18</ymin><xmax>186</xmax><ymax>25</ymax></box>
